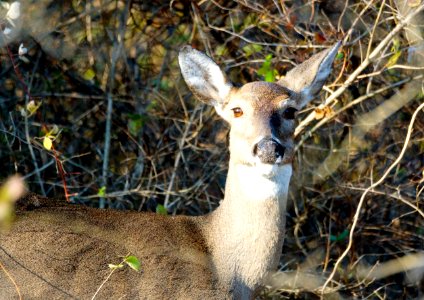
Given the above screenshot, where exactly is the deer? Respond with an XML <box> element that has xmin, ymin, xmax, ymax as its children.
<box><xmin>0</xmin><ymin>42</ymin><xmax>340</xmax><ymax>299</ymax></box>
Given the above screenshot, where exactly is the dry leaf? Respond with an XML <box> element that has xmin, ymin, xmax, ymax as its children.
<box><xmin>407</xmin><ymin>0</ymin><xmax>421</xmax><ymax>7</ymax></box>
<box><xmin>314</xmin><ymin>106</ymin><xmax>334</xmax><ymax>120</ymax></box>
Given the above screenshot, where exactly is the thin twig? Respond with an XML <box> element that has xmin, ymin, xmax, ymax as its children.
<box><xmin>100</xmin><ymin>1</ymin><xmax>130</xmax><ymax>208</ymax></box>
<box><xmin>91</xmin><ymin>268</ymin><xmax>118</xmax><ymax>300</ymax></box>
<box><xmin>0</xmin><ymin>259</ymin><xmax>21</xmax><ymax>300</ymax></box>
<box><xmin>321</xmin><ymin>102</ymin><xmax>424</xmax><ymax>294</ymax></box>
<box><xmin>343</xmin><ymin>185</ymin><xmax>424</xmax><ymax>219</ymax></box>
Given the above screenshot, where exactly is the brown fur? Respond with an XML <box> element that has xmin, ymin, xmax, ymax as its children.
<box><xmin>1</xmin><ymin>194</ymin><xmax>226</xmax><ymax>299</ymax></box>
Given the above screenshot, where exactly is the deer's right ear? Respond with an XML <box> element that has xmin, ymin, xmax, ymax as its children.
<box><xmin>179</xmin><ymin>46</ymin><xmax>233</xmax><ymax>109</ymax></box>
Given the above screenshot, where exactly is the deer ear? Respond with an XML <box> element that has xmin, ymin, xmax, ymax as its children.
<box><xmin>278</xmin><ymin>41</ymin><xmax>341</xmax><ymax>109</ymax></box>
<box><xmin>179</xmin><ymin>46</ymin><xmax>233</xmax><ymax>108</ymax></box>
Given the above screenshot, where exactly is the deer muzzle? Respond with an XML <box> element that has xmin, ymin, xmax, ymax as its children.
<box><xmin>253</xmin><ymin>138</ymin><xmax>285</xmax><ymax>164</ymax></box>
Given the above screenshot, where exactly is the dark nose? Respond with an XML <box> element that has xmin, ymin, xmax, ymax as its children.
<box><xmin>253</xmin><ymin>138</ymin><xmax>285</xmax><ymax>164</ymax></box>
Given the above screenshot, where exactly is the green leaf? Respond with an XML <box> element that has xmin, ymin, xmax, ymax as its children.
<box><xmin>242</xmin><ymin>13</ymin><xmax>257</xmax><ymax>28</ymax></box>
<box><xmin>215</xmin><ymin>45</ymin><xmax>228</xmax><ymax>57</ymax></box>
<box><xmin>137</xmin><ymin>54</ymin><xmax>150</xmax><ymax>68</ymax></box>
<box><xmin>97</xmin><ymin>186</ymin><xmax>106</xmax><ymax>197</ymax></box>
<box><xmin>257</xmin><ymin>54</ymin><xmax>278</xmax><ymax>82</ymax></box>
<box><xmin>242</xmin><ymin>44</ymin><xmax>263</xmax><ymax>57</ymax></box>
<box><xmin>83</xmin><ymin>69</ymin><xmax>96</xmax><ymax>81</ymax></box>
<box><xmin>329</xmin><ymin>229</ymin><xmax>349</xmax><ymax>242</ymax></box>
<box><xmin>335</xmin><ymin>52</ymin><xmax>344</xmax><ymax>60</ymax></box>
<box><xmin>391</xmin><ymin>38</ymin><xmax>401</xmax><ymax>52</ymax></box>
<box><xmin>156</xmin><ymin>204</ymin><xmax>168</xmax><ymax>215</ymax></box>
<box><xmin>257</xmin><ymin>54</ymin><xmax>272</xmax><ymax>75</ymax></box>
<box><xmin>386</xmin><ymin>39</ymin><xmax>402</xmax><ymax>68</ymax></box>
<box><xmin>267</xmin><ymin>70</ymin><xmax>278</xmax><ymax>83</ymax></box>
<box><xmin>124</xmin><ymin>255</ymin><xmax>141</xmax><ymax>272</ymax></box>
<box><xmin>159</xmin><ymin>77</ymin><xmax>171</xmax><ymax>90</ymax></box>
<box><xmin>128</xmin><ymin>114</ymin><xmax>147</xmax><ymax>136</ymax></box>
<box><xmin>386</xmin><ymin>50</ymin><xmax>402</xmax><ymax>68</ymax></box>
<box><xmin>146</xmin><ymin>100</ymin><xmax>158</xmax><ymax>112</ymax></box>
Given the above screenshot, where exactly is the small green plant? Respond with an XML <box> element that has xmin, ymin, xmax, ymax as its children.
<box><xmin>329</xmin><ymin>229</ymin><xmax>349</xmax><ymax>242</ymax></box>
<box><xmin>155</xmin><ymin>204</ymin><xmax>168</xmax><ymax>215</ymax></box>
<box><xmin>127</xmin><ymin>113</ymin><xmax>147</xmax><ymax>137</ymax></box>
<box><xmin>97</xmin><ymin>186</ymin><xmax>106</xmax><ymax>197</ymax></box>
<box><xmin>257</xmin><ymin>54</ymin><xmax>278</xmax><ymax>82</ymax></box>
<box><xmin>108</xmin><ymin>255</ymin><xmax>141</xmax><ymax>272</ymax></box>
<box><xmin>91</xmin><ymin>254</ymin><xmax>141</xmax><ymax>300</ymax></box>
<box><xmin>42</xmin><ymin>125</ymin><xmax>59</xmax><ymax>151</ymax></box>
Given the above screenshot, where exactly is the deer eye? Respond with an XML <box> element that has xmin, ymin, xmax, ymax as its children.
<box><xmin>231</xmin><ymin>107</ymin><xmax>243</xmax><ymax>118</ymax></box>
<box><xmin>282</xmin><ymin>107</ymin><xmax>297</xmax><ymax>120</ymax></box>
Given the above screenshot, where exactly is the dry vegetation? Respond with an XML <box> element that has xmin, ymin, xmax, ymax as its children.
<box><xmin>0</xmin><ymin>0</ymin><xmax>423</xmax><ymax>298</ymax></box>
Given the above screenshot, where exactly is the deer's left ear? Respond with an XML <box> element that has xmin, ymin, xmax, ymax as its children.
<box><xmin>278</xmin><ymin>41</ymin><xmax>341</xmax><ymax>109</ymax></box>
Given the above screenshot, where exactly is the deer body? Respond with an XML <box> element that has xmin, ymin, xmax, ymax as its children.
<box><xmin>0</xmin><ymin>43</ymin><xmax>339</xmax><ymax>299</ymax></box>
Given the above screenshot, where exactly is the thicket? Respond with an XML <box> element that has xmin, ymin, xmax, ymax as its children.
<box><xmin>0</xmin><ymin>0</ymin><xmax>423</xmax><ymax>298</ymax></box>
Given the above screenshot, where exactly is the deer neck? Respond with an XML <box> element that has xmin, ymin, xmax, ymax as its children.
<box><xmin>205</xmin><ymin>161</ymin><xmax>292</xmax><ymax>295</ymax></box>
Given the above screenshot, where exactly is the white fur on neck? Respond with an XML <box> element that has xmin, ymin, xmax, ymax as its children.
<box><xmin>234</xmin><ymin>163</ymin><xmax>292</xmax><ymax>201</ymax></box>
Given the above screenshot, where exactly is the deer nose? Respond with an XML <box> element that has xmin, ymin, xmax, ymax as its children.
<box><xmin>253</xmin><ymin>138</ymin><xmax>285</xmax><ymax>164</ymax></box>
